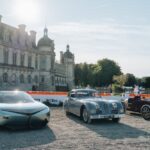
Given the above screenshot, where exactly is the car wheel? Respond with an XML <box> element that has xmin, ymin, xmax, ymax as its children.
<box><xmin>112</xmin><ymin>118</ymin><xmax>120</xmax><ymax>123</ymax></box>
<box><xmin>82</xmin><ymin>107</ymin><xmax>91</xmax><ymax>123</ymax></box>
<box><xmin>141</xmin><ymin>105</ymin><xmax>150</xmax><ymax>120</ymax></box>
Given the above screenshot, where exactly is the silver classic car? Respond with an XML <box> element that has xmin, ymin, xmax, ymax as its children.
<box><xmin>0</xmin><ymin>91</ymin><xmax>50</xmax><ymax>129</ymax></box>
<box><xmin>64</xmin><ymin>89</ymin><xmax>125</xmax><ymax>123</ymax></box>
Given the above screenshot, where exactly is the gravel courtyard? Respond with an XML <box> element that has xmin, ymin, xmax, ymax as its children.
<box><xmin>0</xmin><ymin>107</ymin><xmax>150</xmax><ymax>150</ymax></box>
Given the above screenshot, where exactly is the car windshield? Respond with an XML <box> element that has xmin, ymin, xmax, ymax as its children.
<box><xmin>71</xmin><ymin>90</ymin><xmax>99</xmax><ymax>98</ymax></box>
<box><xmin>0</xmin><ymin>91</ymin><xmax>35</xmax><ymax>104</ymax></box>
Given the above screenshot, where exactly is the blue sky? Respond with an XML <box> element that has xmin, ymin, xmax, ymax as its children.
<box><xmin>0</xmin><ymin>0</ymin><xmax>150</xmax><ymax>77</ymax></box>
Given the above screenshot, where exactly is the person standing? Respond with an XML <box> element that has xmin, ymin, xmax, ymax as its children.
<box><xmin>134</xmin><ymin>85</ymin><xmax>140</xmax><ymax>94</ymax></box>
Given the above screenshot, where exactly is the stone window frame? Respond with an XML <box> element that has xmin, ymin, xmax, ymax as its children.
<box><xmin>35</xmin><ymin>55</ymin><xmax>38</xmax><ymax>69</ymax></box>
<box><xmin>28</xmin><ymin>55</ymin><xmax>32</xmax><ymax>67</ymax></box>
<box><xmin>3</xmin><ymin>30</ymin><xmax>9</xmax><ymax>42</ymax></box>
<box><xmin>11</xmin><ymin>73</ymin><xmax>17</xmax><ymax>84</ymax></box>
<box><xmin>20</xmin><ymin>74</ymin><xmax>24</xmax><ymax>83</ymax></box>
<box><xmin>55</xmin><ymin>76</ymin><xmax>58</xmax><ymax>84</ymax></box>
<box><xmin>52</xmin><ymin>76</ymin><xmax>54</xmax><ymax>86</ymax></box>
<box><xmin>12</xmin><ymin>52</ymin><xmax>17</xmax><ymax>65</ymax></box>
<box><xmin>3</xmin><ymin>73</ymin><xmax>8</xmax><ymax>83</ymax></box>
<box><xmin>20</xmin><ymin>53</ymin><xmax>25</xmax><ymax>66</ymax></box>
<box><xmin>34</xmin><ymin>75</ymin><xmax>38</xmax><ymax>83</ymax></box>
<box><xmin>41</xmin><ymin>76</ymin><xmax>45</xmax><ymax>82</ymax></box>
<box><xmin>3</xmin><ymin>48</ymin><xmax>9</xmax><ymax>64</ymax></box>
<box><xmin>27</xmin><ymin>75</ymin><xmax>32</xmax><ymax>83</ymax></box>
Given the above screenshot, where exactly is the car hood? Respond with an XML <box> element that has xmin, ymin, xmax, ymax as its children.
<box><xmin>0</xmin><ymin>102</ymin><xmax>48</xmax><ymax>115</ymax></box>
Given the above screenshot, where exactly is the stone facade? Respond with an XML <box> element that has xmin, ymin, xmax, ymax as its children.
<box><xmin>0</xmin><ymin>15</ymin><xmax>74</xmax><ymax>91</ymax></box>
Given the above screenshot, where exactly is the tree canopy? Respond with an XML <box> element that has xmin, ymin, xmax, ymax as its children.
<box><xmin>75</xmin><ymin>58</ymin><xmax>122</xmax><ymax>87</ymax></box>
<box><xmin>74</xmin><ymin>58</ymin><xmax>150</xmax><ymax>90</ymax></box>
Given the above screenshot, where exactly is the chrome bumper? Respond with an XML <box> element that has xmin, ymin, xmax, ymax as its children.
<box><xmin>90</xmin><ymin>114</ymin><xmax>125</xmax><ymax>119</ymax></box>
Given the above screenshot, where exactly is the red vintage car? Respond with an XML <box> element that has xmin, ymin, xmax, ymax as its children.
<box><xmin>126</xmin><ymin>95</ymin><xmax>150</xmax><ymax>120</ymax></box>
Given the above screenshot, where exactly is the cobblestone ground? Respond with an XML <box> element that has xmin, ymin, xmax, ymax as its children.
<box><xmin>0</xmin><ymin>107</ymin><xmax>150</xmax><ymax>150</ymax></box>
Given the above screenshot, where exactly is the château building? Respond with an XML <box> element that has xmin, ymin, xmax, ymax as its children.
<box><xmin>0</xmin><ymin>15</ymin><xmax>74</xmax><ymax>91</ymax></box>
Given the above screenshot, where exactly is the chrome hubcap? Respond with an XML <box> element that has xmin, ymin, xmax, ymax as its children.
<box><xmin>142</xmin><ymin>107</ymin><xmax>150</xmax><ymax>119</ymax></box>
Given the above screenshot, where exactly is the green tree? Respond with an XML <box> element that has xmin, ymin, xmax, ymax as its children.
<box><xmin>74</xmin><ymin>64</ymin><xmax>82</xmax><ymax>86</ymax></box>
<box><xmin>124</xmin><ymin>73</ymin><xmax>137</xmax><ymax>86</ymax></box>
<box><xmin>113</xmin><ymin>74</ymin><xmax>126</xmax><ymax>87</ymax></box>
<box><xmin>141</xmin><ymin>77</ymin><xmax>150</xmax><ymax>88</ymax></box>
<box><xmin>75</xmin><ymin>58</ymin><xmax>122</xmax><ymax>87</ymax></box>
<box><xmin>96</xmin><ymin>58</ymin><xmax>122</xmax><ymax>86</ymax></box>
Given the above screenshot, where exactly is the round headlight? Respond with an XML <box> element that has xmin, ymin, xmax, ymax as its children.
<box><xmin>96</xmin><ymin>104</ymin><xmax>102</xmax><ymax>111</ymax></box>
<box><xmin>112</xmin><ymin>103</ymin><xmax>117</xmax><ymax>109</ymax></box>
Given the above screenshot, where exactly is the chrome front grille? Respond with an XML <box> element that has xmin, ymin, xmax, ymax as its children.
<box><xmin>103</xmin><ymin>103</ymin><xmax>109</xmax><ymax>113</ymax></box>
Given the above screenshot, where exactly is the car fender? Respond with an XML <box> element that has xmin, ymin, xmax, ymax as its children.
<box><xmin>63</xmin><ymin>98</ymin><xmax>69</xmax><ymax>110</ymax></box>
<box><xmin>80</xmin><ymin>102</ymin><xmax>97</xmax><ymax>116</ymax></box>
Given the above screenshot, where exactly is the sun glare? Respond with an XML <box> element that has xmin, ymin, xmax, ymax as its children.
<box><xmin>13</xmin><ymin>0</ymin><xmax>40</xmax><ymax>23</ymax></box>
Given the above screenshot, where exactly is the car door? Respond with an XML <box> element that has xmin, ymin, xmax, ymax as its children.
<box><xmin>67</xmin><ymin>92</ymin><xmax>77</xmax><ymax>115</ymax></box>
<box><xmin>128</xmin><ymin>98</ymin><xmax>134</xmax><ymax>111</ymax></box>
<box><xmin>73</xmin><ymin>92</ymin><xmax>84</xmax><ymax>116</ymax></box>
<box><xmin>128</xmin><ymin>96</ymin><xmax>142</xmax><ymax>112</ymax></box>
<box><xmin>132</xmin><ymin>96</ymin><xmax>143</xmax><ymax>112</ymax></box>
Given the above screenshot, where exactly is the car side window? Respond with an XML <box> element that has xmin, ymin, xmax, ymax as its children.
<box><xmin>70</xmin><ymin>93</ymin><xmax>75</xmax><ymax>98</ymax></box>
<box><xmin>70</xmin><ymin>92</ymin><xmax>76</xmax><ymax>98</ymax></box>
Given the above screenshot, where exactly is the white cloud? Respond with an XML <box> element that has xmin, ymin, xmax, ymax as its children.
<box><xmin>36</xmin><ymin>22</ymin><xmax>150</xmax><ymax>77</ymax></box>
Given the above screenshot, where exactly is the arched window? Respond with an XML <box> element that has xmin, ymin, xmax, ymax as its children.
<box><xmin>11</xmin><ymin>74</ymin><xmax>16</xmax><ymax>83</ymax></box>
<box><xmin>3</xmin><ymin>73</ymin><xmax>8</xmax><ymax>83</ymax></box>
<box><xmin>20</xmin><ymin>74</ymin><xmax>24</xmax><ymax>83</ymax></box>
<box><xmin>28</xmin><ymin>75</ymin><xmax>32</xmax><ymax>83</ymax></box>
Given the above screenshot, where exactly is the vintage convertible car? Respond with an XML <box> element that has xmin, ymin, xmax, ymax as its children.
<box><xmin>64</xmin><ymin>89</ymin><xmax>125</xmax><ymax>123</ymax></box>
<box><xmin>126</xmin><ymin>95</ymin><xmax>150</xmax><ymax>120</ymax></box>
<box><xmin>0</xmin><ymin>91</ymin><xmax>50</xmax><ymax>129</ymax></box>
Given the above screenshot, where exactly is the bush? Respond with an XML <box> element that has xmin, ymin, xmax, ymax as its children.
<box><xmin>112</xmin><ymin>84</ymin><xmax>123</xmax><ymax>93</ymax></box>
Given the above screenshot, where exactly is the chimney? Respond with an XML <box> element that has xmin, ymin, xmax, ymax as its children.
<box><xmin>30</xmin><ymin>30</ymin><xmax>36</xmax><ymax>44</ymax></box>
<box><xmin>18</xmin><ymin>24</ymin><xmax>26</xmax><ymax>32</ymax></box>
<box><xmin>60</xmin><ymin>51</ymin><xmax>64</xmax><ymax>64</ymax></box>
<box><xmin>0</xmin><ymin>15</ymin><xmax>2</xmax><ymax>23</ymax></box>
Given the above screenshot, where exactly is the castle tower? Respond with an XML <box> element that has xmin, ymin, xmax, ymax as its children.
<box><xmin>37</xmin><ymin>27</ymin><xmax>55</xmax><ymax>91</ymax></box>
<box><xmin>63</xmin><ymin>45</ymin><xmax>74</xmax><ymax>90</ymax></box>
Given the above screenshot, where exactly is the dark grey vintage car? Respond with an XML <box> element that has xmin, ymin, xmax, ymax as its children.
<box><xmin>64</xmin><ymin>89</ymin><xmax>125</xmax><ymax>123</ymax></box>
<box><xmin>0</xmin><ymin>91</ymin><xmax>50</xmax><ymax>129</ymax></box>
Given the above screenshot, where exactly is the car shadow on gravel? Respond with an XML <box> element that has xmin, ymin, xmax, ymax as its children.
<box><xmin>0</xmin><ymin>126</ymin><xmax>56</xmax><ymax>150</ymax></box>
<box><xmin>127</xmin><ymin>112</ymin><xmax>142</xmax><ymax>117</ymax></box>
<box><xmin>67</xmin><ymin>113</ymin><xmax>150</xmax><ymax>140</ymax></box>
